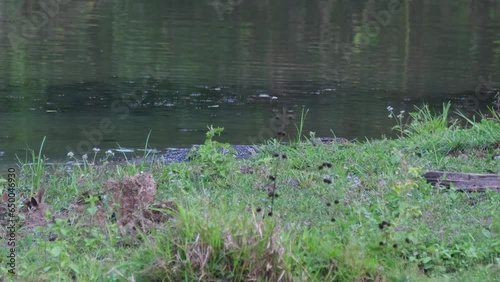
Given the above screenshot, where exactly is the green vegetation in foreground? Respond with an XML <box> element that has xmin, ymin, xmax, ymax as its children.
<box><xmin>1</xmin><ymin>103</ymin><xmax>500</xmax><ymax>281</ymax></box>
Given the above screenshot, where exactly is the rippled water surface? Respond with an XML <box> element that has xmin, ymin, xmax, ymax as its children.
<box><xmin>0</xmin><ymin>0</ymin><xmax>499</xmax><ymax>167</ymax></box>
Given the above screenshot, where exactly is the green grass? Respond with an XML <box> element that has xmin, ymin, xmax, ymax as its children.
<box><xmin>1</xmin><ymin>104</ymin><xmax>499</xmax><ymax>281</ymax></box>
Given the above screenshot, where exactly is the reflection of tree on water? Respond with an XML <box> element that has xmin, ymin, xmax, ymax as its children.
<box><xmin>210</xmin><ymin>0</ymin><xmax>245</xmax><ymax>20</ymax></box>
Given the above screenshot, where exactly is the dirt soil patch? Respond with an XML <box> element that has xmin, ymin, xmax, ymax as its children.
<box><xmin>1</xmin><ymin>173</ymin><xmax>178</xmax><ymax>241</ymax></box>
<box><xmin>103</xmin><ymin>172</ymin><xmax>157</xmax><ymax>227</ymax></box>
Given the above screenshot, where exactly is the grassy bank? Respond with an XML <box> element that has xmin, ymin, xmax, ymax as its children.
<box><xmin>1</xmin><ymin>103</ymin><xmax>500</xmax><ymax>281</ymax></box>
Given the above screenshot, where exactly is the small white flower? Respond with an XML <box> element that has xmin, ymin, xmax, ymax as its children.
<box><xmin>406</xmin><ymin>193</ymin><xmax>412</xmax><ymax>197</ymax></box>
<box><xmin>105</xmin><ymin>149</ymin><xmax>114</xmax><ymax>156</ymax></box>
<box><xmin>82</xmin><ymin>154</ymin><xmax>88</xmax><ymax>160</ymax></box>
<box><xmin>67</xmin><ymin>152</ymin><xmax>74</xmax><ymax>158</ymax></box>
<box><xmin>400</xmin><ymin>110</ymin><xmax>405</xmax><ymax>114</ymax></box>
<box><xmin>92</xmin><ymin>147</ymin><xmax>100</xmax><ymax>153</ymax></box>
<box><xmin>387</xmin><ymin>106</ymin><xmax>393</xmax><ymax>111</ymax></box>
<box><xmin>397</xmin><ymin>114</ymin><xmax>404</xmax><ymax>119</ymax></box>
<box><xmin>388</xmin><ymin>114</ymin><xmax>393</xmax><ymax>118</ymax></box>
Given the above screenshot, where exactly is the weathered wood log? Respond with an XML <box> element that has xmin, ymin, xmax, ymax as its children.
<box><xmin>423</xmin><ymin>171</ymin><xmax>500</xmax><ymax>192</ymax></box>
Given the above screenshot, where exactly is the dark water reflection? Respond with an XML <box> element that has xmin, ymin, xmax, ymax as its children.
<box><xmin>0</xmin><ymin>0</ymin><xmax>499</xmax><ymax>167</ymax></box>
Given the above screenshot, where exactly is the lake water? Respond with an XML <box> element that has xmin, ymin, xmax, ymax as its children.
<box><xmin>0</xmin><ymin>0</ymin><xmax>499</xmax><ymax>168</ymax></box>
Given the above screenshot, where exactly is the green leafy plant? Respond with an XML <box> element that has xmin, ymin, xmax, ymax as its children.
<box><xmin>188</xmin><ymin>125</ymin><xmax>236</xmax><ymax>179</ymax></box>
